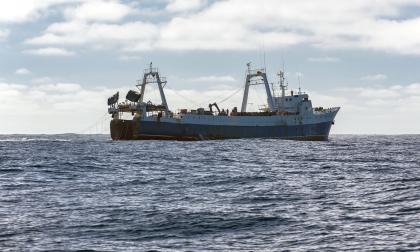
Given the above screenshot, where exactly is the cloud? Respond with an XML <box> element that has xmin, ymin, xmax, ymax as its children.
<box><xmin>1</xmin><ymin>79</ymin><xmax>420</xmax><ymax>134</ymax></box>
<box><xmin>312</xmin><ymin>83</ymin><xmax>420</xmax><ymax>134</ymax></box>
<box><xmin>358</xmin><ymin>87</ymin><xmax>399</xmax><ymax>98</ymax></box>
<box><xmin>23</xmin><ymin>47</ymin><xmax>76</xmax><ymax>56</ymax></box>
<box><xmin>166</xmin><ymin>0</ymin><xmax>207</xmax><ymax>13</ymax></box>
<box><xmin>64</xmin><ymin>0</ymin><xmax>132</xmax><ymax>22</ymax></box>
<box><xmin>405</xmin><ymin>83</ymin><xmax>420</xmax><ymax>95</ymax></box>
<box><xmin>0</xmin><ymin>81</ymin><xmax>115</xmax><ymax>134</ymax></box>
<box><xmin>21</xmin><ymin>0</ymin><xmax>420</xmax><ymax>55</ymax></box>
<box><xmin>307</xmin><ymin>57</ymin><xmax>340</xmax><ymax>63</ymax></box>
<box><xmin>0</xmin><ymin>0</ymin><xmax>83</xmax><ymax>23</ymax></box>
<box><xmin>26</xmin><ymin>21</ymin><xmax>158</xmax><ymax>51</ymax></box>
<box><xmin>15</xmin><ymin>68</ymin><xmax>31</xmax><ymax>75</ymax></box>
<box><xmin>360</xmin><ymin>74</ymin><xmax>388</xmax><ymax>81</ymax></box>
<box><xmin>0</xmin><ymin>29</ymin><xmax>10</xmax><ymax>41</ymax></box>
<box><xmin>0</xmin><ymin>81</ymin><xmax>239</xmax><ymax>134</ymax></box>
<box><xmin>37</xmin><ymin>83</ymin><xmax>82</xmax><ymax>92</ymax></box>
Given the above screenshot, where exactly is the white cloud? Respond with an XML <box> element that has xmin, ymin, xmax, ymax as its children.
<box><xmin>1</xmin><ymin>80</ymin><xmax>420</xmax><ymax>134</ymax></box>
<box><xmin>166</xmin><ymin>0</ymin><xmax>207</xmax><ymax>13</ymax></box>
<box><xmin>0</xmin><ymin>29</ymin><xmax>10</xmax><ymax>41</ymax></box>
<box><xmin>26</xmin><ymin>21</ymin><xmax>158</xmax><ymax>51</ymax></box>
<box><xmin>0</xmin><ymin>81</ymin><xmax>114</xmax><ymax>134</ymax></box>
<box><xmin>22</xmin><ymin>0</ymin><xmax>420</xmax><ymax>54</ymax></box>
<box><xmin>155</xmin><ymin>16</ymin><xmax>305</xmax><ymax>51</ymax></box>
<box><xmin>0</xmin><ymin>0</ymin><xmax>83</xmax><ymax>23</ymax></box>
<box><xmin>157</xmin><ymin>0</ymin><xmax>420</xmax><ymax>53</ymax></box>
<box><xmin>311</xmin><ymin>83</ymin><xmax>420</xmax><ymax>134</ymax></box>
<box><xmin>23</xmin><ymin>47</ymin><xmax>76</xmax><ymax>56</ymax></box>
<box><xmin>64</xmin><ymin>0</ymin><xmax>132</xmax><ymax>22</ymax></box>
<box><xmin>0</xmin><ymin>80</ymin><xmax>250</xmax><ymax>133</ymax></box>
<box><xmin>405</xmin><ymin>83</ymin><xmax>420</xmax><ymax>95</ymax></box>
<box><xmin>358</xmin><ymin>87</ymin><xmax>398</xmax><ymax>99</ymax></box>
<box><xmin>307</xmin><ymin>57</ymin><xmax>340</xmax><ymax>63</ymax></box>
<box><xmin>15</xmin><ymin>68</ymin><xmax>31</xmax><ymax>75</ymax></box>
<box><xmin>37</xmin><ymin>83</ymin><xmax>82</xmax><ymax>92</ymax></box>
<box><xmin>361</xmin><ymin>74</ymin><xmax>388</xmax><ymax>81</ymax></box>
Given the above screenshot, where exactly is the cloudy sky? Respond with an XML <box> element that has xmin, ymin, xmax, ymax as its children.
<box><xmin>1</xmin><ymin>0</ymin><xmax>420</xmax><ymax>134</ymax></box>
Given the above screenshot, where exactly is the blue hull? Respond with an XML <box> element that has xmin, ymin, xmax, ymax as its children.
<box><xmin>110</xmin><ymin>119</ymin><xmax>334</xmax><ymax>141</ymax></box>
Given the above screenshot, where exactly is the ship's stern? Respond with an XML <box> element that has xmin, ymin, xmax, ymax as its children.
<box><xmin>110</xmin><ymin>119</ymin><xmax>135</xmax><ymax>140</ymax></box>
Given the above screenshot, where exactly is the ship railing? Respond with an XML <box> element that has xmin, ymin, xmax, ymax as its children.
<box><xmin>172</xmin><ymin>113</ymin><xmax>182</xmax><ymax>119</ymax></box>
<box><xmin>143</xmin><ymin>75</ymin><xmax>166</xmax><ymax>84</ymax></box>
<box><xmin>313</xmin><ymin>107</ymin><xmax>340</xmax><ymax>114</ymax></box>
<box><xmin>137</xmin><ymin>73</ymin><xmax>166</xmax><ymax>84</ymax></box>
<box><xmin>128</xmin><ymin>103</ymin><xmax>138</xmax><ymax>110</ymax></box>
<box><xmin>144</xmin><ymin>67</ymin><xmax>159</xmax><ymax>74</ymax></box>
<box><xmin>108</xmin><ymin>107</ymin><xmax>118</xmax><ymax>114</ymax></box>
<box><xmin>247</xmin><ymin>69</ymin><xmax>265</xmax><ymax>75</ymax></box>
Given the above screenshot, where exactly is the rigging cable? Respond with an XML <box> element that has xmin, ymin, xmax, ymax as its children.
<box><xmin>78</xmin><ymin>112</ymin><xmax>109</xmax><ymax>134</ymax></box>
<box><xmin>216</xmin><ymin>86</ymin><xmax>244</xmax><ymax>105</ymax></box>
<box><xmin>214</xmin><ymin>69</ymin><xmax>249</xmax><ymax>105</ymax></box>
<box><xmin>170</xmin><ymin>89</ymin><xmax>201</xmax><ymax>107</ymax></box>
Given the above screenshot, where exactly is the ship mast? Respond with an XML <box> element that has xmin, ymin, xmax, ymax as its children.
<box><xmin>241</xmin><ymin>63</ymin><xmax>275</xmax><ymax>112</ymax></box>
<box><xmin>138</xmin><ymin>62</ymin><xmax>169</xmax><ymax>113</ymax></box>
<box><xmin>276</xmin><ymin>70</ymin><xmax>288</xmax><ymax>112</ymax></box>
<box><xmin>278</xmin><ymin>70</ymin><xmax>287</xmax><ymax>98</ymax></box>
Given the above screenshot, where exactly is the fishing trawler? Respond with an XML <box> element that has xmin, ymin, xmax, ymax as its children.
<box><xmin>107</xmin><ymin>63</ymin><xmax>339</xmax><ymax>140</ymax></box>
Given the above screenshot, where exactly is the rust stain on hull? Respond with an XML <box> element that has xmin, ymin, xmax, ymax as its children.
<box><xmin>110</xmin><ymin>119</ymin><xmax>135</xmax><ymax>140</ymax></box>
<box><xmin>110</xmin><ymin>119</ymin><xmax>199</xmax><ymax>141</ymax></box>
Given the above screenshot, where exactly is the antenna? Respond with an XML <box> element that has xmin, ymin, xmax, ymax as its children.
<box><xmin>263</xmin><ymin>42</ymin><xmax>266</xmax><ymax>72</ymax></box>
<box><xmin>246</xmin><ymin>62</ymin><xmax>252</xmax><ymax>73</ymax></box>
<box><xmin>297</xmin><ymin>72</ymin><xmax>302</xmax><ymax>95</ymax></box>
<box><xmin>282</xmin><ymin>57</ymin><xmax>285</xmax><ymax>73</ymax></box>
<box><xmin>262</xmin><ymin>0</ymin><xmax>266</xmax><ymax>73</ymax></box>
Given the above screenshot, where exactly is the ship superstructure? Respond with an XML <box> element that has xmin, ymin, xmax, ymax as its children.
<box><xmin>108</xmin><ymin>63</ymin><xmax>339</xmax><ymax>140</ymax></box>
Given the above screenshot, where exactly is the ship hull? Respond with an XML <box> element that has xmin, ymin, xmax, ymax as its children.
<box><xmin>110</xmin><ymin>119</ymin><xmax>334</xmax><ymax>141</ymax></box>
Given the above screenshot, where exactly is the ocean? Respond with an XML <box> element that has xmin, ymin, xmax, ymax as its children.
<box><xmin>1</xmin><ymin>135</ymin><xmax>419</xmax><ymax>251</ymax></box>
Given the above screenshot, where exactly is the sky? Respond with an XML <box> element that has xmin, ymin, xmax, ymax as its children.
<box><xmin>1</xmin><ymin>0</ymin><xmax>420</xmax><ymax>134</ymax></box>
